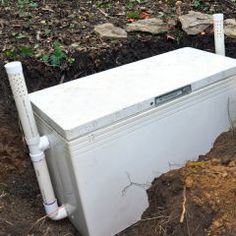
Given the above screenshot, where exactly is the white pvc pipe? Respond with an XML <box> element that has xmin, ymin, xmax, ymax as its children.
<box><xmin>213</xmin><ymin>13</ymin><xmax>225</xmax><ymax>56</ymax></box>
<box><xmin>4</xmin><ymin>61</ymin><xmax>67</xmax><ymax>221</ymax></box>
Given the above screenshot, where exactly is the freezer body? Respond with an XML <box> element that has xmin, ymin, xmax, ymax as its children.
<box><xmin>35</xmin><ymin>76</ymin><xmax>236</xmax><ymax>236</ymax></box>
<box><xmin>29</xmin><ymin>48</ymin><xmax>236</xmax><ymax>235</ymax></box>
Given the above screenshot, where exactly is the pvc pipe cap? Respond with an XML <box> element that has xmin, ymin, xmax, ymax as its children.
<box><xmin>4</xmin><ymin>61</ymin><xmax>23</xmax><ymax>75</ymax></box>
<box><xmin>213</xmin><ymin>13</ymin><xmax>224</xmax><ymax>21</ymax></box>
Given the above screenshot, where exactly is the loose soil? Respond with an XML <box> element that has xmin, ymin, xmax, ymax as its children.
<box><xmin>1</xmin><ymin>1</ymin><xmax>236</xmax><ymax>235</ymax></box>
<box><xmin>118</xmin><ymin>131</ymin><xmax>236</xmax><ymax>236</ymax></box>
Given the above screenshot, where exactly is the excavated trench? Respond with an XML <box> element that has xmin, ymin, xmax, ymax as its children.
<box><xmin>1</xmin><ymin>33</ymin><xmax>236</xmax><ymax>235</ymax></box>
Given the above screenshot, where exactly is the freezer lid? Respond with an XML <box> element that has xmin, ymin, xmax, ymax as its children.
<box><xmin>29</xmin><ymin>47</ymin><xmax>236</xmax><ymax>140</ymax></box>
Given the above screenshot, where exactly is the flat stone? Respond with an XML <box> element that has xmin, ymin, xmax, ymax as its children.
<box><xmin>224</xmin><ymin>19</ymin><xmax>236</xmax><ymax>38</ymax></box>
<box><xmin>94</xmin><ymin>23</ymin><xmax>127</xmax><ymax>39</ymax></box>
<box><xmin>126</xmin><ymin>18</ymin><xmax>176</xmax><ymax>35</ymax></box>
<box><xmin>179</xmin><ymin>11</ymin><xmax>213</xmax><ymax>35</ymax></box>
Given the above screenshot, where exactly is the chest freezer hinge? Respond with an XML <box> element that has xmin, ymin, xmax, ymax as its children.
<box><xmin>155</xmin><ymin>85</ymin><xmax>192</xmax><ymax>106</ymax></box>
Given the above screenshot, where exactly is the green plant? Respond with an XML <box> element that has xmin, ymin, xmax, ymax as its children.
<box><xmin>231</xmin><ymin>0</ymin><xmax>236</xmax><ymax>4</ymax></box>
<box><xmin>193</xmin><ymin>0</ymin><xmax>210</xmax><ymax>11</ymax></box>
<box><xmin>41</xmin><ymin>54</ymin><xmax>49</xmax><ymax>63</ymax></box>
<box><xmin>193</xmin><ymin>0</ymin><xmax>202</xmax><ymax>8</ymax></box>
<box><xmin>4</xmin><ymin>46</ymin><xmax>33</xmax><ymax>59</ymax></box>
<box><xmin>17</xmin><ymin>0</ymin><xmax>38</xmax><ymax>9</ymax></box>
<box><xmin>126</xmin><ymin>11</ymin><xmax>140</xmax><ymax>19</ymax></box>
<box><xmin>19</xmin><ymin>46</ymin><xmax>33</xmax><ymax>57</ymax></box>
<box><xmin>41</xmin><ymin>41</ymin><xmax>75</xmax><ymax>67</ymax></box>
<box><xmin>4</xmin><ymin>49</ymin><xmax>17</xmax><ymax>59</ymax></box>
<box><xmin>50</xmin><ymin>41</ymin><xmax>66</xmax><ymax>66</ymax></box>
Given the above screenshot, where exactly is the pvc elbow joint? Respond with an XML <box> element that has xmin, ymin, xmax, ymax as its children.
<box><xmin>44</xmin><ymin>200</ymin><xmax>67</xmax><ymax>221</ymax></box>
<box><xmin>29</xmin><ymin>136</ymin><xmax>50</xmax><ymax>162</ymax></box>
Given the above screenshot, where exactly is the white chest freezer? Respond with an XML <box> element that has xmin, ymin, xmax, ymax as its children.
<box><xmin>29</xmin><ymin>47</ymin><xmax>236</xmax><ymax>236</ymax></box>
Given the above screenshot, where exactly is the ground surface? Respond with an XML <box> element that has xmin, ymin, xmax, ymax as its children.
<box><xmin>1</xmin><ymin>0</ymin><xmax>236</xmax><ymax>235</ymax></box>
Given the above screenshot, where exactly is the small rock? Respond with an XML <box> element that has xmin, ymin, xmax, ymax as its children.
<box><xmin>126</xmin><ymin>18</ymin><xmax>176</xmax><ymax>35</ymax></box>
<box><xmin>146</xmin><ymin>9</ymin><xmax>154</xmax><ymax>14</ymax></box>
<box><xmin>94</xmin><ymin>23</ymin><xmax>127</xmax><ymax>39</ymax></box>
<box><xmin>68</xmin><ymin>14</ymin><xmax>76</xmax><ymax>19</ymax></box>
<box><xmin>220</xmin><ymin>156</ymin><xmax>231</xmax><ymax>165</ymax></box>
<box><xmin>70</xmin><ymin>43</ymin><xmax>80</xmax><ymax>48</ymax></box>
<box><xmin>211</xmin><ymin>158</ymin><xmax>221</xmax><ymax>165</ymax></box>
<box><xmin>224</xmin><ymin>19</ymin><xmax>236</xmax><ymax>38</ymax></box>
<box><xmin>212</xmin><ymin>219</ymin><xmax>223</xmax><ymax>229</ymax></box>
<box><xmin>185</xmin><ymin>176</ymin><xmax>193</xmax><ymax>188</ymax></box>
<box><xmin>175</xmin><ymin>1</ymin><xmax>183</xmax><ymax>16</ymax></box>
<box><xmin>179</xmin><ymin>11</ymin><xmax>213</xmax><ymax>35</ymax></box>
<box><xmin>221</xmin><ymin>172</ymin><xmax>228</xmax><ymax>178</ymax></box>
<box><xmin>228</xmin><ymin>160</ymin><xmax>236</xmax><ymax>167</ymax></box>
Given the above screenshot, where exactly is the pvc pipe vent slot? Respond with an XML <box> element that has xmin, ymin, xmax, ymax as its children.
<box><xmin>10</xmin><ymin>74</ymin><xmax>28</xmax><ymax>98</ymax></box>
<box><xmin>5</xmin><ymin>61</ymin><xmax>28</xmax><ymax>98</ymax></box>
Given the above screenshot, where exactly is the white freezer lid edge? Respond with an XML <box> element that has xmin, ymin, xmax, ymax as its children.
<box><xmin>29</xmin><ymin>47</ymin><xmax>236</xmax><ymax>140</ymax></box>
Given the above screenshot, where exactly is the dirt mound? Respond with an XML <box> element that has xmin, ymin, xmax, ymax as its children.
<box><xmin>118</xmin><ymin>131</ymin><xmax>236</xmax><ymax>236</ymax></box>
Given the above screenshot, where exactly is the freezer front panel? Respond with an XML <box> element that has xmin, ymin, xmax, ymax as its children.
<box><xmin>62</xmin><ymin>76</ymin><xmax>236</xmax><ymax>236</ymax></box>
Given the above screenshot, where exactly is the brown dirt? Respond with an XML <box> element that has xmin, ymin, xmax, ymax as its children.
<box><xmin>117</xmin><ymin>131</ymin><xmax>236</xmax><ymax>236</ymax></box>
<box><xmin>1</xmin><ymin>0</ymin><xmax>236</xmax><ymax>66</ymax></box>
<box><xmin>1</xmin><ymin>0</ymin><xmax>236</xmax><ymax>235</ymax></box>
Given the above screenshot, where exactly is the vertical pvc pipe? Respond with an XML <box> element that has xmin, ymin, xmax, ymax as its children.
<box><xmin>4</xmin><ymin>62</ymin><xmax>67</xmax><ymax>220</ymax></box>
<box><xmin>213</xmin><ymin>14</ymin><xmax>225</xmax><ymax>56</ymax></box>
